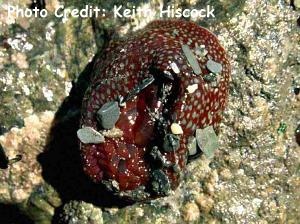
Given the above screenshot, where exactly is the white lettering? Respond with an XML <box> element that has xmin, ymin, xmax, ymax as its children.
<box><xmin>40</xmin><ymin>9</ymin><xmax>48</xmax><ymax>17</ymax></box>
<box><xmin>114</xmin><ymin>5</ymin><xmax>123</xmax><ymax>18</ymax></box>
<box><xmin>190</xmin><ymin>9</ymin><xmax>198</xmax><ymax>18</ymax></box>
<box><xmin>174</xmin><ymin>8</ymin><xmax>181</xmax><ymax>18</ymax></box>
<box><xmin>55</xmin><ymin>5</ymin><xmax>65</xmax><ymax>18</ymax></box>
<box><xmin>94</xmin><ymin>7</ymin><xmax>101</xmax><ymax>17</ymax></box>
<box><xmin>160</xmin><ymin>5</ymin><xmax>171</xmax><ymax>17</ymax></box>
<box><xmin>206</xmin><ymin>5</ymin><xmax>215</xmax><ymax>18</ymax></box>
<box><xmin>7</xmin><ymin>6</ymin><xmax>48</xmax><ymax>18</ymax></box>
<box><xmin>198</xmin><ymin>9</ymin><xmax>206</xmax><ymax>17</ymax></box>
<box><xmin>79</xmin><ymin>5</ymin><xmax>89</xmax><ymax>17</ymax></box>
<box><xmin>123</xmin><ymin>9</ymin><xmax>131</xmax><ymax>18</ymax></box>
<box><xmin>71</xmin><ymin>9</ymin><xmax>79</xmax><ymax>17</ymax></box>
<box><xmin>7</xmin><ymin>5</ymin><xmax>15</xmax><ymax>16</ymax></box>
<box><xmin>6</xmin><ymin>4</ymin><xmax>213</xmax><ymax>19</ymax></box>
<box><xmin>160</xmin><ymin>5</ymin><xmax>215</xmax><ymax>18</ymax></box>
<box><xmin>24</xmin><ymin>9</ymin><xmax>32</xmax><ymax>17</ymax></box>
<box><xmin>15</xmin><ymin>7</ymin><xmax>24</xmax><ymax>17</ymax></box>
<box><xmin>182</xmin><ymin>9</ymin><xmax>190</xmax><ymax>18</ymax></box>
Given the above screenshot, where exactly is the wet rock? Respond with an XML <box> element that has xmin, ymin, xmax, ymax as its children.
<box><xmin>11</xmin><ymin>52</ymin><xmax>28</xmax><ymax>69</ymax></box>
<box><xmin>182</xmin><ymin>202</ymin><xmax>200</xmax><ymax>222</ymax></box>
<box><xmin>0</xmin><ymin>0</ymin><xmax>299</xmax><ymax>223</ymax></box>
<box><xmin>150</xmin><ymin>169</ymin><xmax>171</xmax><ymax>196</ymax></box>
<box><xmin>219</xmin><ymin>168</ymin><xmax>232</xmax><ymax>180</ymax></box>
<box><xmin>195</xmin><ymin>193</ymin><xmax>214</xmax><ymax>213</ymax></box>
<box><xmin>26</xmin><ymin>184</ymin><xmax>62</xmax><ymax>224</ymax></box>
<box><xmin>292</xmin><ymin>0</ymin><xmax>300</xmax><ymax>9</ymax></box>
<box><xmin>0</xmin><ymin>111</ymin><xmax>54</xmax><ymax>204</ymax></box>
<box><xmin>58</xmin><ymin>201</ymin><xmax>103</xmax><ymax>224</ymax></box>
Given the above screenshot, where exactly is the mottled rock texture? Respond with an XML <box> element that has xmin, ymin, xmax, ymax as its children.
<box><xmin>0</xmin><ymin>0</ymin><xmax>299</xmax><ymax>223</ymax></box>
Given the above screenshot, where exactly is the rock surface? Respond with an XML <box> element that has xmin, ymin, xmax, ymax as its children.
<box><xmin>0</xmin><ymin>0</ymin><xmax>299</xmax><ymax>223</ymax></box>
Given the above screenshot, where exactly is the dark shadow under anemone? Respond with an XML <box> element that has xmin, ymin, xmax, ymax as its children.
<box><xmin>37</xmin><ymin>54</ymin><xmax>133</xmax><ymax>212</ymax></box>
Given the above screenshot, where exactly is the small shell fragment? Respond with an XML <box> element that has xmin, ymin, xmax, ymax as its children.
<box><xmin>77</xmin><ymin>127</ymin><xmax>105</xmax><ymax>144</ymax></box>
<box><xmin>206</xmin><ymin>59</ymin><xmax>222</xmax><ymax>74</ymax></box>
<box><xmin>171</xmin><ymin>123</ymin><xmax>183</xmax><ymax>135</ymax></box>
<box><xmin>186</xmin><ymin>84</ymin><xmax>198</xmax><ymax>94</ymax></box>
<box><xmin>182</xmin><ymin>44</ymin><xmax>202</xmax><ymax>75</ymax></box>
<box><xmin>170</xmin><ymin>62</ymin><xmax>180</xmax><ymax>74</ymax></box>
<box><xmin>97</xmin><ymin>101</ymin><xmax>120</xmax><ymax>129</ymax></box>
<box><xmin>196</xmin><ymin>126</ymin><xmax>219</xmax><ymax>159</ymax></box>
<box><xmin>102</xmin><ymin>127</ymin><xmax>124</xmax><ymax>138</ymax></box>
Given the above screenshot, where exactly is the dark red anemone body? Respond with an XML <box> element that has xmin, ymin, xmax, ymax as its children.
<box><xmin>79</xmin><ymin>20</ymin><xmax>230</xmax><ymax>200</ymax></box>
